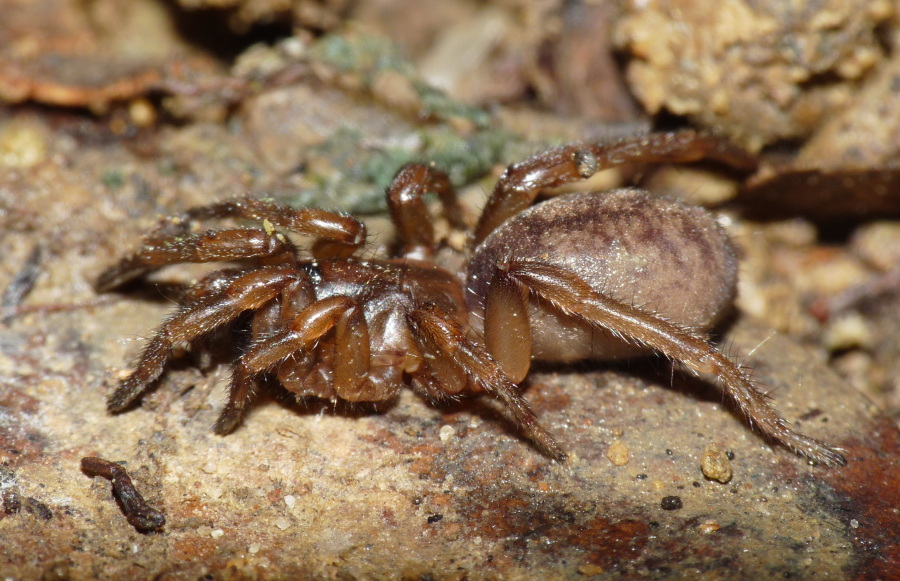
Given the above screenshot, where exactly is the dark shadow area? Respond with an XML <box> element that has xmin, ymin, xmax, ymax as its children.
<box><xmin>161</xmin><ymin>0</ymin><xmax>294</xmax><ymax>62</ymax></box>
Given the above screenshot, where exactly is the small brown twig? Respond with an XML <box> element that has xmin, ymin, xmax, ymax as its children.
<box><xmin>81</xmin><ymin>457</ymin><xmax>165</xmax><ymax>533</ymax></box>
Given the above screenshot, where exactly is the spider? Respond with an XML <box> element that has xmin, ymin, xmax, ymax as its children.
<box><xmin>97</xmin><ymin>130</ymin><xmax>845</xmax><ymax>467</ymax></box>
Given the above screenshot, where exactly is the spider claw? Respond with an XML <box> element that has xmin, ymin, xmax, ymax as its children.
<box><xmin>534</xmin><ymin>431</ymin><xmax>567</xmax><ymax>462</ymax></box>
<box><xmin>792</xmin><ymin>436</ymin><xmax>847</xmax><ymax>468</ymax></box>
<box><xmin>213</xmin><ymin>410</ymin><xmax>241</xmax><ymax>435</ymax></box>
<box><xmin>106</xmin><ymin>376</ymin><xmax>145</xmax><ymax>413</ymax></box>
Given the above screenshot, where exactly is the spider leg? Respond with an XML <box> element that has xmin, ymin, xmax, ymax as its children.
<box><xmin>473</xmin><ymin>130</ymin><xmax>757</xmax><ymax>244</ymax></box>
<box><xmin>184</xmin><ymin>269</ymin><xmax>249</xmax><ymax>370</ymax></box>
<box><xmin>180</xmin><ymin>269</ymin><xmax>246</xmax><ymax>307</ymax></box>
<box><xmin>96</xmin><ymin>228</ymin><xmax>296</xmax><ymax>291</ymax></box>
<box><xmin>178</xmin><ymin>198</ymin><xmax>364</xmax><ymax>260</ymax></box>
<box><xmin>253</xmin><ymin>272</ymin><xmax>331</xmax><ymax>398</ymax></box>
<box><xmin>180</xmin><ymin>197</ymin><xmax>366</xmax><ymax>248</ymax></box>
<box><xmin>412</xmin><ymin>332</ymin><xmax>468</xmax><ymax>396</ymax></box>
<box><xmin>312</xmin><ymin>303</ymin><xmax>403</xmax><ymax>403</ymax></box>
<box><xmin>409</xmin><ymin>366</ymin><xmax>452</xmax><ymax>401</ymax></box>
<box><xmin>387</xmin><ymin>164</ymin><xmax>466</xmax><ymax>258</ymax></box>
<box><xmin>214</xmin><ymin>295</ymin><xmax>359</xmax><ymax>434</ymax></box>
<box><xmin>107</xmin><ymin>266</ymin><xmax>300</xmax><ymax>413</ymax></box>
<box><xmin>500</xmin><ymin>259</ymin><xmax>846</xmax><ymax>467</ymax></box>
<box><xmin>407</xmin><ymin>306</ymin><xmax>565</xmax><ymax>460</ymax></box>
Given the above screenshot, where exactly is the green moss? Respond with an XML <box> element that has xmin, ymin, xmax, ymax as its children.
<box><xmin>287</xmin><ymin>125</ymin><xmax>523</xmax><ymax>214</ymax></box>
<box><xmin>101</xmin><ymin>169</ymin><xmax>125</xmax><ymax>192</ymax></box>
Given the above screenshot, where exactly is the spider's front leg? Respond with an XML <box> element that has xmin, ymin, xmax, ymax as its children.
<box><xmin>97</xmin><ymin>197</ymin><xmax>366</xmax><ymax>291</ymax></box>
<box><xmin>491</xmin><ymin>259</ymin><xmax>846</xmax><ymax>467</ymax></box>
<box><xmin>107</xmin><ymin>267</ymin><xmax>301</xmax><ymax>412</ymax></box>
<box><xmin>179</xmin><ymin>198</ymin><xmax>366</xmax><ymax>248</ymax></box>
<box><xmin>180</xmin><ymin>198</ymin><xmax>367</xmax><ymax>260</ymax></box>
<box><xmin>96</xmin><ymin>228</ymin><xmax>297</xmax><ymax>292</ymax></box>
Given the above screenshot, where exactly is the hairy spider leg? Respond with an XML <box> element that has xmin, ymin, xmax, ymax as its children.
<box><xmin>276</xmin><ymin>338</ymin><xmax>335</xmax><ymax>401</ymax></box>
<box><xmin>180</xmin><ymin>269</ymin><xmax>247</xmax><ymax>307</ymax></box>
<box><xmin>96</xmin><ymin>228</ymin><xmax>297</xmax><ymax>292</ymax></box>
<box><xmin>181</xmin><ymin>197</ymin><xmax>367</xmax><ymax>260</ymax></box>
<box><xmin>180</xmin><ymin>198</ymin><xmax>367</xmax><ymax>247</ymax></box>
<box><xmin>247</xmin><ymin>273</ymin><xmax>329</xmax><ymax>399</ymax></box>
<box><xmin>387</xmin><ymin>164</ymin><xmax>466</xmax><ymax>258</ymax></box>
<box><xmin>408</xmin><ymin>306</ymin><xmax>565</xmax><ymax>461</ymax></box>
<box><xmin>496</xmin><ymin>259</ymin><xmax>846</xmax><ymax>467</ymax></box>
<box><xmin>214</xmin><ymin>295</ymin><xmax>374</xmax><ymax>434</ymax></box>
<box><xmin>473</xmin><ymin>130</ymin><xmax>758</xmax><ymax>245</ymax></box>
<box><xmin>97</xmin><ymin>197</ymin><xmax>368</xmax><ymax>291</ymax></box>
<box><xmin>107</xmin><ymin>267</ymin><xmax>302</xmax><ymax>412</ymax></box>
<box><xmin>407</xmin><ymin>320</ymin><xmax>469</xmax><ymax>398</ymax></box>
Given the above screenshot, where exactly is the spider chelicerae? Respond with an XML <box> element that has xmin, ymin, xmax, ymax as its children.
<box><xmin>97</xmin><ymin>130</ymin><xmax>845</xmax><ymax>467</ymax></box>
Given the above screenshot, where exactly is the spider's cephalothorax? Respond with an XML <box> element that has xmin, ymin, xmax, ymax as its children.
<box><xmin>97</xmin><ymin>131</ymin><xmax>845</xmax><ymax>467</ymax></box>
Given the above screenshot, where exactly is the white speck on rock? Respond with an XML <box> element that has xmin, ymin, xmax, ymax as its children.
<box><xmin>439</xmin><ymin>425</ymin><xmax>456</xmax><ymax>442</ymax></box>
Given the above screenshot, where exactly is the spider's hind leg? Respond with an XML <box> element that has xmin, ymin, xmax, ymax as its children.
<box><xmin>498</xmin><ymin>259</ymin><xmax>846</xmax><ymax>467</ymax></box>
<box><xmin>386</xmin><ymin>164</ymin><xmax>466</xmax><ymax>259</ymax></box>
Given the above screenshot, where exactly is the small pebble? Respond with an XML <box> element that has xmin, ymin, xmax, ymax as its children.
<box><xmin>824</xmin><ymin>314</ymin><xmax>873</xmax><ymax>352</ymax></box>
<box><xmin>284</xmin><ymin>495</ymin><xmax>296</xmax><ymax>509</ymax></box>
<box><xmin>210</xmin><ymin>528</ymin><xmax>224</xmax><ymax>539</ymax></box>
<box><xmin>852</xmin><ymin>221</ymin><xmax>900</xmax><ymax>271</ymax></box>
<box><xmin>661</xmin><ymin>496</ymin><xmax>683</xmax><ymax>511</ymax></box>
<box><xmin>606</xmin><ymin>440</ymin><xmax>630</xmax><ymax>466</ymax></box>
<box><xmin>274</xmin><ymin>517</ymin><xmax>290</xmax><ymax>530</ymax></box>
<box><xmin>0</xmin><ymin>120</ymin><xmax>48</xmax><ymax>168</ymax></box>
<box><xmin>578</xmin><ymin>564</ymin><xmax>606</xmax><ymax>577</ymax></box>
<box><xmin>701</xmin><ymin>443</ymin><xmax>733</xmax><ymax>483</ymax></box>
<box><xmin>128</xmin><ymin>98</ymin><xmax>157</xmax><ymax>127</ymax></box>
<box><xmin>439</xmin><ymin>425</ymin><xmax>456</xmax><ymax>442</ymax></box>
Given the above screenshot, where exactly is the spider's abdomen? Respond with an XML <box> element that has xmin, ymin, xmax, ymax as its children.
<box><xmin>467</xmin><ymin>188</ymin><xmax>738</xmax><ymax>362</ymax></box>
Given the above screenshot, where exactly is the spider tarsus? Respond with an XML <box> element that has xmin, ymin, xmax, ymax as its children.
<box><xmin>526</xmin><ymin>425</ymin><xmax>567</xmax><ymax>462</ymax></box>
<box><xmin>780</xmin><ymin>431</ymin><xmax>847</xmax><ymax>468</ymax></box>
<box><xmin>212</xmin><ymin>410</ymin><xmax>242</xmax><ymax>435</ymax></box>
<box><xmin>107</xmin><ymin>376</ymin><xmax>149</xmax><ymax>413</ymax></box>
<box><xmin>95</xmin><ymin>263</ymin><xmax>142</xmax><ymax>293</ymax></box>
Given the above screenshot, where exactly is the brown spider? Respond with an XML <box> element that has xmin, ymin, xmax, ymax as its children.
<box><xmin>97</xmin><ymin>130</ymin><xmax>845</xmax><ymax>467</ymax></box>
